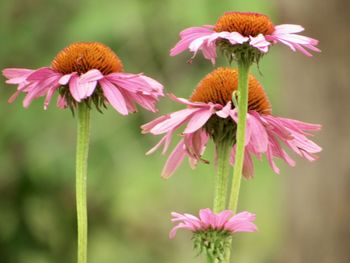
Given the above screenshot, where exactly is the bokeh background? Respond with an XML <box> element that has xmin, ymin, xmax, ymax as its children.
<box><xmin>0</xmin><ymin>0</ymin><xmax>349</xmax><ymax>262</ymax></box>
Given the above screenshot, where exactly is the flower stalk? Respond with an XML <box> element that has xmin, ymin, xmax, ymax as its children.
<box><xmin>229</xmin><ymin>59</ymin><xmax>251</xmax><ymax>212</ymax></box>
<box><xmin>207</xmin><ymin>255</ymin><xmax>215</xmax><ymax>263</ymax></box>
<box><xmin>75</xmin><ymin>103</ymin><xmax>91</xmax><ymax>263</ymax></box>
<box><xmin>223</xmin><ymin>60</ymin><xmax>251</xmax><ymax>263</ymax></box>
<box><xmin>213</xmin><ymin>140</ymin><xmax>232</xmax><ymax>213</ymax></box>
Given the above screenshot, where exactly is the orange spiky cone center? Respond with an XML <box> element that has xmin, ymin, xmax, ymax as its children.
<box><xmin>214</xmin><ymin>12</ymin><xmax>275</xmax><ymax>37</ymax></box>
<box><xmin>51</xmin><ymin>42</ymin><xmax>123</xmax><ymax>75</ymax></box>
<box><xmin>190</xmin><ymin>67</ymin><xmax>271</xmax><ymax>115</ymax></box>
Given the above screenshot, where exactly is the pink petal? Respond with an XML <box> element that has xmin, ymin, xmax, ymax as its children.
<box><xmin>268</xmin><ymin>24</ymin><xmax>321</xmax><ymax>56</ymax></box>
<box><xmin>249</xmin><ymin>34</ymin><xmax>270</xmax><ymax>53</ymax></box>
<box><xmin>99</xmin><ymin>78</ymin><xmax>128</xmax><ymax>115</ymax></box>
<box><xmin>79</xmin><ymin>69</ymin><xmax>104</xmax><ymax>83</ymax></box>
<box><xmin>274</xmin><ymin>24</ymin><xmax>305</xmax><ymax>34</ymax></box>
<box><xmin>3</xmin><ymin>68</ymin><xmax>33</xmax><ymax>84</ymax></box>
<box><xmin>139</xmin><ymin>75</ymin><xmax>164</xmax><ymax>95</ymax></box>
<box><xmin>69</xmin><ymin>74</ymin><xmax>84</xmax><ymax>102</ymax></box>
<box><xmin>59</xmin><ymin>73</ymin><xmax>76</xmax><ymax>85</ymax></box>
<box><xmin>57</xmin><ymin>95</ymin><xmax>68</xmax><ymax>109</ymax></box>
<box><xmin>162</xmin><ymin>140</ymin><xmax>187</xmax><ymax>178</ymax></box>
<box><xmin>169</xmin><ymin>223</ymin><xmax>194</xmax><ymax>239</ymax></box>
<box><xmin>215</xmin><ymin>210</ymin><xmax>234</xmax><ymax>228</ymax></box>
<box><xmin>247</xmin><ymin>112</ymin><xmax>269</xmax><ymax>152</ymax></box>
<box><xmin>170</xmin><ymin>26</ymin><xmax>215</xmax><ymax>56</ymax></box>
<box><xmin>216</xmin><ymin>102</ymin><xmax>232</xmax><ymax>118</ymax></box>
<box><xmin>150</xmin><ymin>108</ymin><xmax>199</xmax><ymax>135</ymax></box>
<box><xmin>198</xmin><ymin>208</ymin><xmax>214</xmax><ymax>228</ymax></box>
<box><xmin>79</xmin><ymin>81</ymin><xmax>97</xmax><ymax>98</ymax></box>
<box><xmin>183</xmin><ymin>108</ymin><xmax>213</xmax><ymax>134</ymax></box>
<box><xmin>141</xmin><ymin>115</ymin><xmax>170</xmax><ymax>134</ymax></box>
<box><xmin>8</xmin><ymin>90</ymin><xmax>21</xmax><ymax>103</ymax></box>
<box><xmin>226</xmin><ymin>32</ymin><xmax>249</xmax><ymax>45</ymax></box>
<box><xmin>27</xmin><ymin>67</ymin><xmax>59</xmax><ymax>81</ymax></box>
<box><xmin>44</xmin><ymin>85</ymin><xmax>60</xmax><ymax>110</ymax></box>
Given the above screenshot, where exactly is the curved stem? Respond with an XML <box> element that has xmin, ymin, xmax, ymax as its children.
<box><xmin>224</xmin><ymin>60</ymin><xmax>251</xmax><ymax>263</ymax></box>
<box><xmin>76</xmin><ymin>103</ymin><xmax>91</xmax><ymax>263</ymax></box>
<box><xmin>213</xmin><ymin>140</ymin><xmax>232</xmax><ymax>213</ymax></box>
<box><xmin>228</xmin><ymin>60</ymin><xmax>251</xmax><ymax>212</ymax></box>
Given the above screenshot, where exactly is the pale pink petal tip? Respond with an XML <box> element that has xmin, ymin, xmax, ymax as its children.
<box><xmin>268</xmin><ymin>24</ymin><xmax>321</xmax><ymax>56</ymax></box>
<box><xmin>169</xmin><ymin>208</ymin><xmax>257</xmax><ymax>238</ymax></box>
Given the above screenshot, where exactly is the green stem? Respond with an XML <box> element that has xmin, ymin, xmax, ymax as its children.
<box><xmin>213</xmin><ymin>140</ymin><xmax>232</xmax><ymax>213</ymax></box>
<box><xmin>76</xmin><ymin>103</ymin><xmax>91</xmax><ymax>263</ymax></box>
<box><xmin>228</xmin><ymin>60</ymin><xmax>251</xmax><ymax>212</ymax></box>
<box><xmin>224</xmin><ymin>60</ymin><xmax>251</xmax><ymax>263</ymax></box>
<box><xmin>207</xmin><ymin>255</ymin><xmax>215</xmax><ymax>263</ymax></box>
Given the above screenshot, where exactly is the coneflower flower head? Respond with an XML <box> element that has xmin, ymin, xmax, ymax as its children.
<box><xmin>3</xmin><ymin>42</ymin><xmax>164</xmax><ymax>114</ymax></box>
<box><xmin>170</xmin><ymin>209</ymin><xmax>257</xmax><ymax>261</ymax></box>
<box><xmin>190</xmin><ymin>67</ymin><xmax>271</xmax><ymax>144</ymax></box>
<box><xmin>142</xmin><ymin>68</ymin><xmax>321</xmax><ymax>178</ymax></box>
<box><xmin>171</xmin><ymin>12</ymin><xmax>320</xmax><ymax>64</ymax></box>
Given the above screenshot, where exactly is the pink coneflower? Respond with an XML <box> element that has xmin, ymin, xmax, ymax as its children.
<box><xmin>142</xmin><ymin>68</ymin><xmax>322</xmax><ymax>178</ymax></box>
<box><xmin>170</xmin><ymin>12</ymin><xmax>320</xmax><ymax>63</ymax></box>
<box><xmin>3</xmin><ymin>42</ymin><xmax>164</xmax><ymax>114</ymax></box>
<box><xmin>170</xmin><ymin>208</ymin><xmax>256</xmax><ymax>260</ymax></box>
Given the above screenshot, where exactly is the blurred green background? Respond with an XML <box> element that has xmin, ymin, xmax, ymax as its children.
<box><xmin>0</xmin><ymin>0</ymin><xmax>347</xmax><ymax>262</ymax></box>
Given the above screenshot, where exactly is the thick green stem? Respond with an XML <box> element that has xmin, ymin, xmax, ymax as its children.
<box><xmin>228</xmin><ymin>60</ymin><xmax>251</xmax><ymax>212</ymax></box>
<box><xmin>213</xmin><ymin>140</ymin><xmax>232</xmax><ymax>213</ymax></box>
<box><xmin>76</xmin><ymin>103</ymin><xmax>91</xmax><ymax>263</ymax></box>
<box><xmin>207</xmin><ymin>255</ymin><xmax>215</xmax><ymax>263</ymax></box>
<box><xmin>224</xmin><ymin>60</ymin><xmax>251</xmax><ymax>263</ymax></box>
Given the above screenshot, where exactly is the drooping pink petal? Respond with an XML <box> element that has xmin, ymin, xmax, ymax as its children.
<box><xmin>267</xmin><ymin>24</ymin><xmax>321</xmax><ymax>56</ymax></box>
<box><xmin>26</xmin><ymin>67</ymin><xmax>60</xmax><ymax>81</ymax></box>
<box><xmin>59</xmin><ymin>73</ymin><xmax>76</xmax><ymax>85</ymax></box>
<box><xmin>169</xmin><ymin>223</ymin><xmax>195</xmax><ymax>239</ymax></box>
<box><xmin>139</xmin><ymin>75</ymin><xmax>164</xmax><ymax>95</ymax></box>
<box><xmin>226</xmin><ymin>32</ymin><xmax>249</xmax><ymax>45</ymax></box>
<box><xmin>216</xmin><ymin>102</ymin><xmax>231</xmax><ymax>118</ymax></box>
<box><xmin>184</xmin><ymin>107</ymin><xmax>214</xmax><ymax>134</ymax></box>
<box><xmin>141</xmin><ymin>115</ymin><xmax>170</xmax><ymax>133</ymax></box>
<box><xmin>2</xmin><ymin>68</ymin><xmax>33</xmax><ymax>84</ymax></box>
<box><xmin>170</xmin><ymin>26</ymin><xmax>215</xmax><ymax>56</ymax></box>
<box><xmin>44</xmin><ymin>85</ymin><xmax>60</xmax><ymax>110</ymax></box>
<box><xmin>246</xmin><ymin>112</ymin><xmax>269</xmax><ymax>153</ymax></box>
<box><xmin>23</xmin><ymin>75</ymin><xmax>61</xmax><ymax>108</ymax></box>
<box><xmin>162</xmin><ymin>140</ymin><xmax>187</xmax><ymax>178</ymax></box>
<box><xmin>168</xmin><ymin>93</ymin><xmax>216</xmax><ymax>108</ymax></box>
<box><xmin>79</xmin><ymin>69</ymin><xmax>104</xmax><ymax>83</ymax></box>
<box><xmin>107</xmin><ymin>73</ymin><xmax>161</xmax><ymax>94</ymax></box>
<box><xmin>8</xmin><ymin>90</ymin><xmax>21</xmax><ymax>103</ymax></box>
<box><xmin>57</xmin><ymin>95</ymin><xmax>68</xmax><ymax>109</ymax></box>
<box><xmin>273</xmin><ymin>24</ymin><xmax>305</xmax><ymax>34</ymax></box>
<box><xmin>149</xmin><ymin>108</ymin><xmax>200</xmax><ymax>135</ymax></box>
<box><xmin>249</xmin><ymin>34</ymin><xmax>271</xmax><ymax>53</ymax></box>
<box><xmin>99</xmin><ymin>78</ymin><xmax>128</xmax><ymax>115</ymax></box>
<box><xmin>125</xmin><ymin>92</ymin><xmax>158</xmax><ymax>112</ymax></box>
<box><xmin>69</xmin><ymin>74</ymin><xmax>84</xmax><ymax>102</ymax></box>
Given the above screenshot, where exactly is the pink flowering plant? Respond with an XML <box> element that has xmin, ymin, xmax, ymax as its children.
<box><xmin>3</xmin><ymin>42</ymin><xmax>163</xmax><ymax>114</ymax></box>
<box><xmin>2</xmin><ymin>42</ymin><xmax>164</xmax><ymax>263</ymax></box>
<box><xmin>170</xmin><ymin>209</ymin><xmax>257</xmax><ymax>261</ymax></box>
<box><xmin>143</xmin><ymin>67</ymin><xmax>321</xmax><ymax>262</ymax></box>
<box><xmin>142</xmin><ymin>11</ymin><xmax>321</xmax><ymax>263</ymax></box>
<box><xmin>171</xmin><ymin>12</ymin><xmax>320</xmax><ymax>64</ymax></box>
